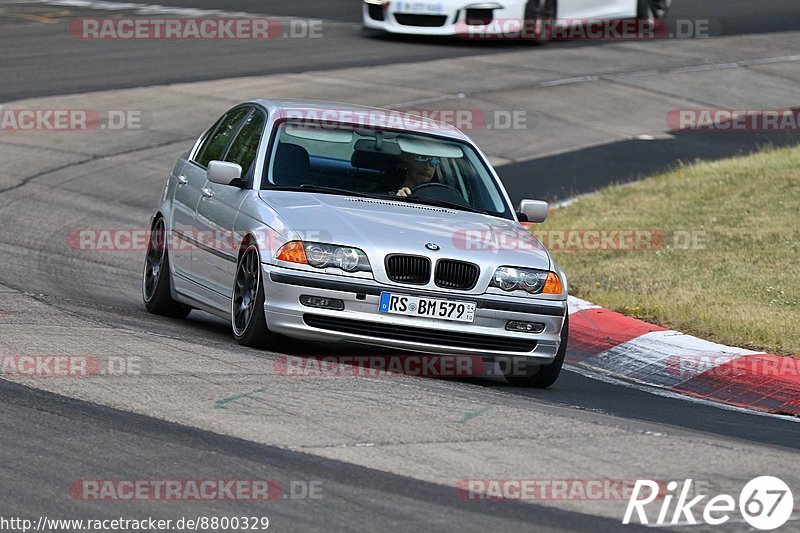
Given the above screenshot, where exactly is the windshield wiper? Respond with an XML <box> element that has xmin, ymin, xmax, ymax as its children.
<box><xmin>269</xmin><ymin>185</ymin><xmax>491</xmax><ymax>215</ymax></box>
<box><xmin>397</xmin><ymin>196</ymin><xmax>489</xmax><ymax>215</ymax></box>
<box><xmin>269</xmin><ymin>185</ymin><xmax>390</xmax><ymax>200</ymax></box>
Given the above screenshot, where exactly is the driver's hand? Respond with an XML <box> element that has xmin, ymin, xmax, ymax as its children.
<box><xmin>395</xmin><ymin>187</ymin><xmax>412</xmax><ymax>197</ymax></box>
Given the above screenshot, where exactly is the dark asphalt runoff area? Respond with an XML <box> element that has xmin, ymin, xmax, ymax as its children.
<box><xmin>502</xmin><ymin>127</ymin><xmax>800</xmax><ymax>202</ymax></box>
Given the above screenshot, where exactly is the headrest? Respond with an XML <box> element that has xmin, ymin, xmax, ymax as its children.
<box><xmin>272</xmin><ymin>143</ymin><xmax>310</xmax><ymax>186</ymax></box>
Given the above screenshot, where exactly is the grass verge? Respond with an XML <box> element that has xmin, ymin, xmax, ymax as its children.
<box><xmin>535</xmin><ymin>144</ymin><xmax>800</xmax><ymax>356</ymax></box>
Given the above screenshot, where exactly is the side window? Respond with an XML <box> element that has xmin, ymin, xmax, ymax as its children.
<box><xmin>224</xmin><ymin>110</ymin><xmax>267</xmax><ymax>180</ymax></box>
<box><xmin>191</xmin><ymin>117</ymin><xmax>222</xmax><ymax>163</ymax></box>
<box><xmin>195</xmin><ymin>107</ymin><xmax>250</xmax><ymax>168</ymax></box>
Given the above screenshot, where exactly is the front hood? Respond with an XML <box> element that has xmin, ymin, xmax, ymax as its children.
<box><xmin>259</xmin><ymin>191</ymin><xmax>551</xmax><ymax>271</ymax></box>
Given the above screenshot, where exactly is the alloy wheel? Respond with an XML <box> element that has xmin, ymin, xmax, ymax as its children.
<box><xmin>143</xmin><ymin>218</ymin><xmax>166</xmax><ymax>302</ymax></box>
<box><xmin>233</xmin><ymin>246</ymin><xmax>260</xmax><ymax>336</ymax></box>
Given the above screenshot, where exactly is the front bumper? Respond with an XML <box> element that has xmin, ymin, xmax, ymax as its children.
<box><xmin>362</xmin><ymin>2</ymin><xmax>526</xmax><ymax>37</ymax></box>
<box><xmin>262</xmin><ymin>265</ymin><xmax>566</xmax><ymax>361</ymax></box>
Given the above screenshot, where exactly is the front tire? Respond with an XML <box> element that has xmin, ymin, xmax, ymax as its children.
<box><xmin>503</xmin><ymin>314</ymin><xmax>568</xmax><ymax>388</ymax></box>
<box><xmin>232</xmin><ymin>244</ymin><xmax>271</xmax><ymax>348</ymax></box>
<box><xmin>523</xmin><ymin>0</ymin><xmax>556</xmax><ymax>42</ymax></box>
<box><xmin>142</xmin><ymin>216</ymin><xmax>191</xmax><ymax>319</ymax></box>
<box><xmin>637</xmin><ymin>0</ymin><xmax>670</xmax><ymax>20</ymax></box>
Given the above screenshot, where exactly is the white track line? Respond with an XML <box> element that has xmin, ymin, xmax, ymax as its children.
<box><xmin>540</xmin><ymin>54</ymin><xmax>800</xmax><ymax>87</ymax></box>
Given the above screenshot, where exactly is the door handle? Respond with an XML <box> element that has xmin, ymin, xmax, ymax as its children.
<box><xmin>177</xmin><ymin>175</ymin><xmax>188</xmax><ymax>185</ymax></box>
<box><xmin>201</xmin><ymin>187</ymin><xmax>214</xmax><ymax>198</ymax></box>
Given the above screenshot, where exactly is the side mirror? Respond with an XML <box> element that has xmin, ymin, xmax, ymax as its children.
<box><xmin>518</xmin><ymin>199</ymin><xmax>549</xmax><ymax>223</ymax></box>
<box><xmin>207</xmin><ymin>160</ymin><xmax>242</xmax><ymax>186</ymax></box>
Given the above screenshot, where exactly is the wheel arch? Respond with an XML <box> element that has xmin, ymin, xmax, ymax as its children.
<box><xmin>525</xmin><ymin>0</ymin><xmax>558</xmax><ymax>20</ymax></box>
<box><xmin>237</xmin><ymin>232</ymin><xmax>261</xmax><ymax>264</ymax></box>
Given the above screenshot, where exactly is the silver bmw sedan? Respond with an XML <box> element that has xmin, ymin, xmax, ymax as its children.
<box><xmin>143</xmin><ymin>99</ymin><xmax>569</xmax><ymax>387</ymax></box>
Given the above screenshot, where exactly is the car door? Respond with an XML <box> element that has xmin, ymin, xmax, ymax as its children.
<box><xmin>172</xmin><ymin>106</ymin><xmax>250</xmax><ymax>286</ymax></box>
<box><xmin>170</xmin><ymin>127</ymin><xmax>217</xmax><ymax>280</ymax></box>
<box><xmin>193</xmin><ymin>107</ymin><xmax>267</xmax><ymax>298</ymax></box>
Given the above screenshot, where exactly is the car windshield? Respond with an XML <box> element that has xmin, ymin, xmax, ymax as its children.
<box><xmin>262</xmin><ymin>121</ymin><xmax>513</xmax><ymax>219</ymax></box>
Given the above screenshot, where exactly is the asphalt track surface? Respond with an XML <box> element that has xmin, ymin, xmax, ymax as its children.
<box><xmin>3</xmin><ymin>0</ymin><xmax>800</xmax><ymax>202</ymax></box>
<box><xmin>1</xmin><ymin>0</ymin><xmax>799</xmax><ymax>102</ymax></box>
<box><xmin>0</xmin><ymin>379</ymin><xmax>644</xmax><ymax>533</ymax></box>
<box><xmin>1</xmin><ymin>1</ymin><xmax>800</xmax><ymax>531</ymax></box>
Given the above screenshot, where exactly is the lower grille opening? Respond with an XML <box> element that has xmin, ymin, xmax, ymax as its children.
<box><xmin>394</xmin><ymin>14</ymin><xmax>448</xmax><ymax>27</ymax></box>
<box><xmin>465</xmin><ymin>8</ymin><xmax>494</xmax><ymax>25</ymax></box>
<box><xmin>368</xmin><ymin>3</ymin><xmax>384</xmax><ymax>21</ymax></box>
<box><xmin>303</xmin><ymin>314</ymin><xmax>537</xmax><ymax>352</ymax></box>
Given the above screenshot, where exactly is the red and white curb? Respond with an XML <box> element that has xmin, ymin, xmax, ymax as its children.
<box><xmin>566</xmin><ymin>296</ymin><xmax>800</xmax><ymax>417</ymax></box>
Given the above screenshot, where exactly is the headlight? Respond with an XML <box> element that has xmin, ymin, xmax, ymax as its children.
<box><xmin>490</xmin><ymin>267</ymin><xmax>563</xmax><ymax>295</ymax></box>
<box><xmin>276</xmin><ymin>241</ymin><xmax>371</xmax><ymax>273</ymax></box>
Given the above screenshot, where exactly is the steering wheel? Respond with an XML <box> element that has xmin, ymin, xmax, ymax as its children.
<box><xmin>410</xmin><ymin>182</ymin><xmax>469</xmax><ymax>206</ymax></box>
<box><xmin>411</xmin><ymin>182</ymin><xmax>456</xmax><ymax>194</ymax></box>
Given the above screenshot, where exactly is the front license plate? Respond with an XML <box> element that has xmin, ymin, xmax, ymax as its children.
<box><xmin>379</xmin><ymin>292</ymin><xmax>476</xmax><ymax>323</ymax></box>
<box><xmin>395</xmin><ymin>1</ymin><xmax>443</xmax><ymax>14</ymax></box>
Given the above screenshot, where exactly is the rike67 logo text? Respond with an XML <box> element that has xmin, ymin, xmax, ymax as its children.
<box><xmin>624</xmin><ymin>477</ymin><xmax>794</xmax><ymax>530</ymax></box>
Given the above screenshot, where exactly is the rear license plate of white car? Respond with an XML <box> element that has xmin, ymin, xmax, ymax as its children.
<box><xmin>379</xmin><ymin>292</ymin><xmax>476</xmax><ymax>323</ymax></box>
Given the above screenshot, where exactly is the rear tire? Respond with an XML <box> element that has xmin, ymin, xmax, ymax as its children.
<box><xmin>232</xmin><ymin>244</ymin><xmax>271</xmax><ymax>348</ymax></box>
<box><xmin>142</xmin><ymin>216</ymin><xmax>191</xmax><ymax>319</ymax></box>
<box><xmin>503</xmin><ymin>314</ymin><xmax>568</xmax><ymax>388</ymax></box>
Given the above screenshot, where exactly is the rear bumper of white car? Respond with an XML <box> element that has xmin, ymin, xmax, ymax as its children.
<box><xmin>362</xmin><ymin>1</ymin><xmax>526</xmax><ymax>37</ymax></box>
<box><xmin>262</xmin><ymin>264</ymin><xmax>566</xmax><ymax>361</ymax></box>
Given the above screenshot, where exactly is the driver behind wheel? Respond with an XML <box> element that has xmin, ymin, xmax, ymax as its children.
<box><xmin>394</xmin><ymin>152</ymin><xmax>439</xmax><ymax>197</ymax></box>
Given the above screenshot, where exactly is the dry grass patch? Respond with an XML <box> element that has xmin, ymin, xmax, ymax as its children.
<box><xmin>538</xmin><ymin>145</ymin><xmax>800</xmax><ymax>356</ymax></box>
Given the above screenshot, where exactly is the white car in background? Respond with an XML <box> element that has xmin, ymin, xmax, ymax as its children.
<box><xmin>363</xmin><ymin>0</ymin><xmax>671</xmax><ymax>39</ymax></box>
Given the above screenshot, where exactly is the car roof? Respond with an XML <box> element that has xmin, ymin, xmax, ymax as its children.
<box><xmin>248</xmin><ymin>98</ymin><xmax>469</xmax><ymax>141</ymax></box>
